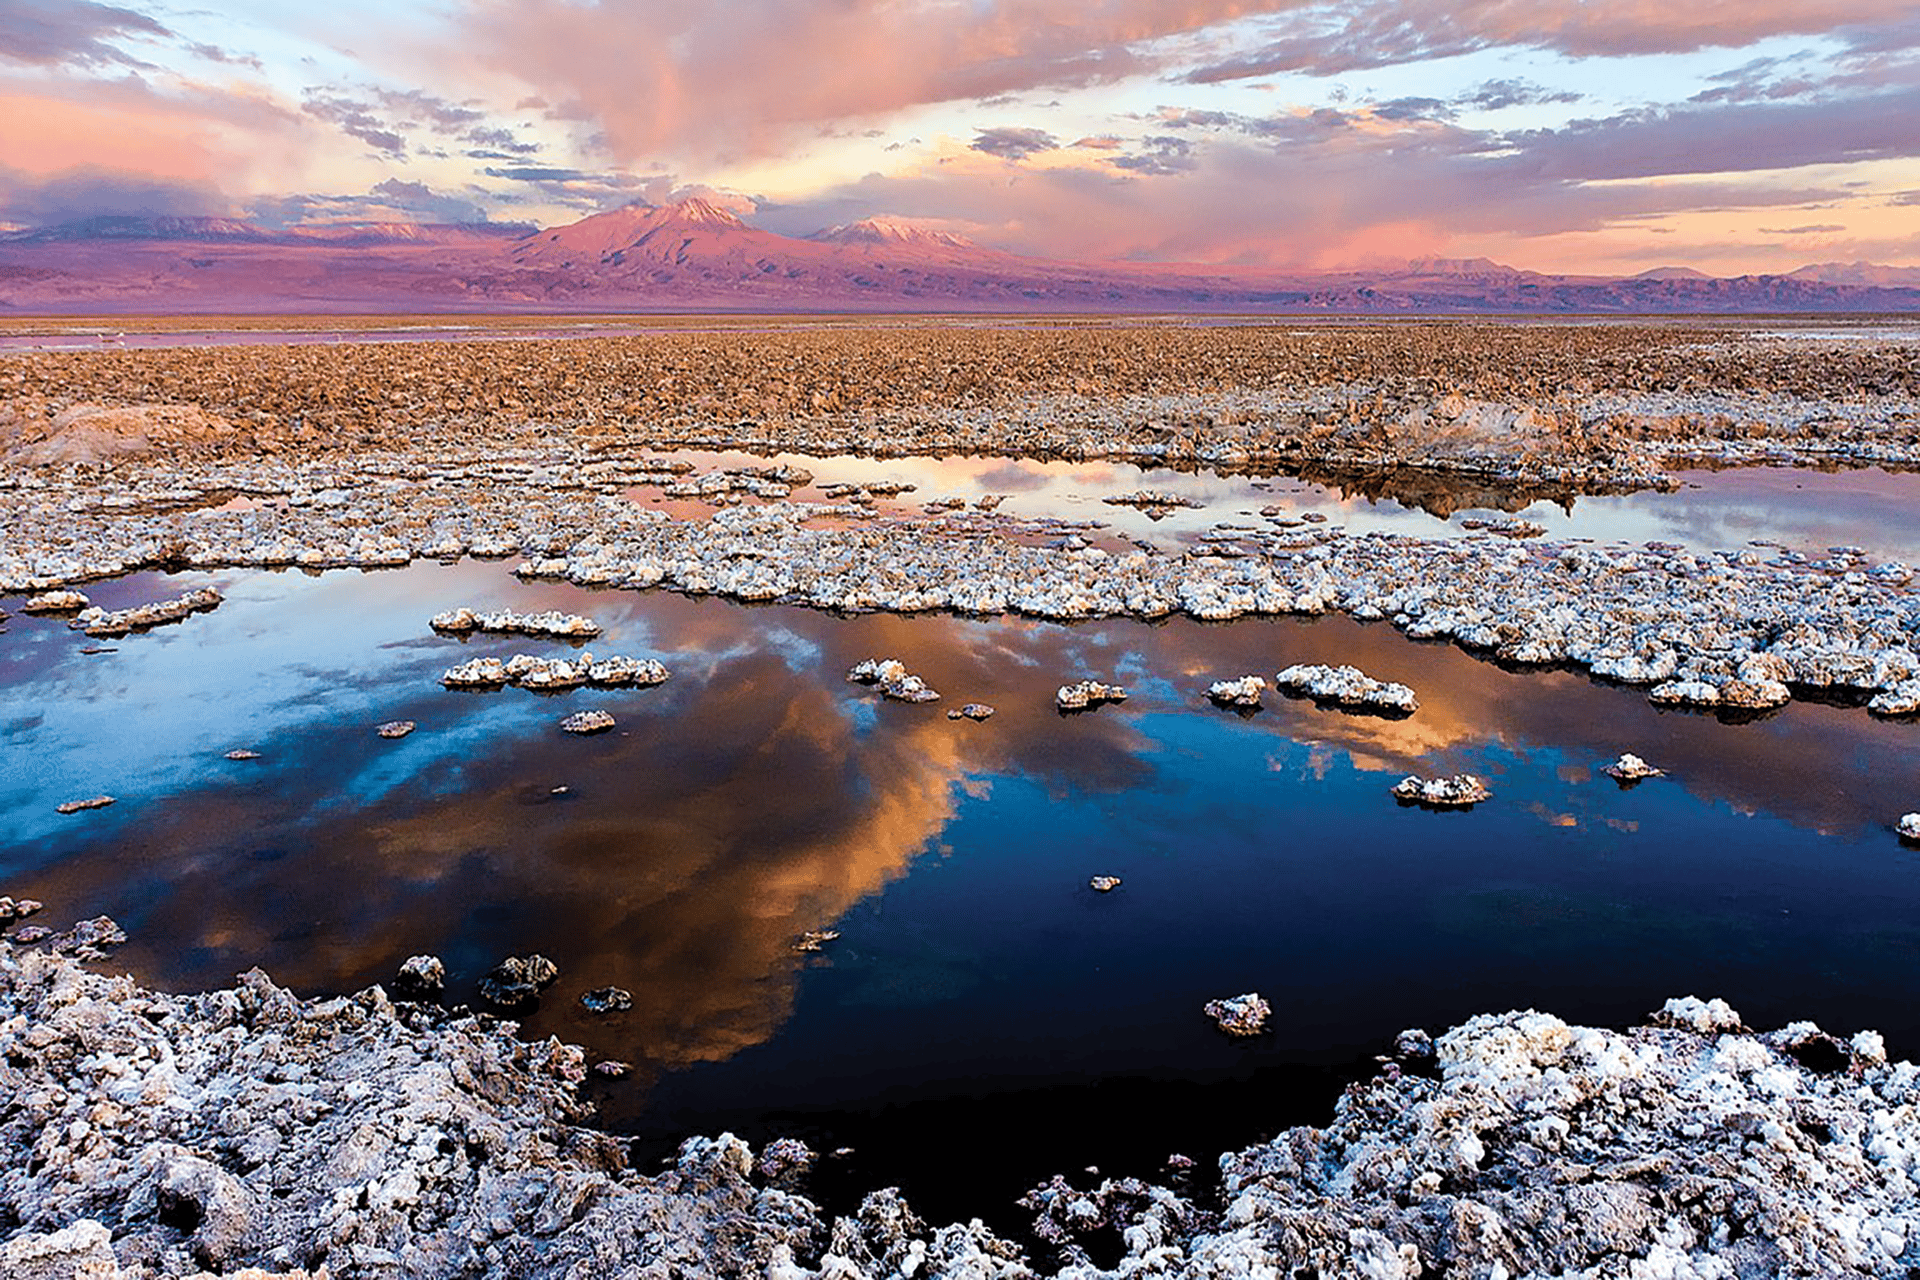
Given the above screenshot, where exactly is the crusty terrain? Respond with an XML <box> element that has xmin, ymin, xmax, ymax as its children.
<box><xmin>2</xmin><ymin>320</ymin><xmax>1918</xmax><ymax>719</ymax></box>
<box><xmin>4</xmin><ymin>934</ymin><xmax>1915</xmax><ymax>1278</ymax></box>
<box><xmin>3</xmin><ymin>321</ymin><xmax>1917</xmax><ymax>481</ymax></box>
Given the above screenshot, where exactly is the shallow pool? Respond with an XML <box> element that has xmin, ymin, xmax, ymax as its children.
<box><xmin>5</xmin><ymin>561</ymin><xmax>1918</xmax><ymax>1222</ymax></box>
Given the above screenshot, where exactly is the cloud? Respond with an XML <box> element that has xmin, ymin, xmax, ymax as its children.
<box><xmin>465</xmin><ymin>125</ymin><xmax>539</xmax><ymax>155</ymax></box>
<box><xmin>969</xmin><ymin>126</ymin><xmax>1058</xmax><ymax>161</ymax></box>
<box><xmin>295</xmin><ymin>86</ymin><xmax>508</xmax><ymax>160</ymax></box>
<box><xmin>367</xmin><ymin>177</ymin><xmax>491</xmax><ymax>222</ymax></box>
<box><xmin>0</xmin><ymin>0</ymin><xmax>169</xmax><ymax>68</ymax></box>
<box><xmin>1184</xmin><ymin>0</ymin><xmax>1920</xmax><ymax>82</ymax></box>
<box><xmin>1505</xmin><ymin>84</ymin><xmax>1920</xmax><ymax>180</ymax></box>
<box><xmin>0</xmin><ymin>75</ymin><xmax>303</xmax><ymax>192</ymax></box>
<box><xmin>459</xmin><ymin>0</ymin><xmax>1273</xmax><ymax>163</ymax></box>
<box><xmin>1758</xmin><ymin>222</ymin><xmax>1847</xmax><ymax>233</ymax></box>
<box><xmin>477</xmin><ymin>164</ymin><xmax>654</xmax><ymax>211</ymax></box>
<box><xmin>1110</xmin><ymin>135</ymin><xmax>1197</xmax><ymax>175</ymax></box>
<box><xmin>372</xmin><ymin>87</ymin><xmax>486</xmax><ymax>132</ymax></box>
<box><xmin>301</xmin><ymin>91</ymin><xmax>407</xmax><ymax>156</ymax></box>
<box><xmin>457</xmin><ymin>0</ymin><xmax>1920</xmax><ymax>171</ymax></box>
<box><xmin>0</xmin><ymin>165</ymin><xmax>228</xmax><ymax>225</ymax></box>
<box><xmin>243</xmin><ymin>178</ymin><xmax>498</xmax><ymax>227</ymax></box>
<box><xmin>482</xmin><ymin>164</ymin><xmax>604</xmax><ymax>182</ymax></box>
<box><xmin>758</xmin><ymin>112</ymin><xmax>1858</xmax><ymax>270</ymax></box>
<box><xmin>1461</xmin><ymin>78</ymin><xmax>1583</xmax><ymax>111</ymax></box>
<box><xmin>182</xmin><ymin>41</ymin><xmax>264</xmax><ymax>72</ymax></box>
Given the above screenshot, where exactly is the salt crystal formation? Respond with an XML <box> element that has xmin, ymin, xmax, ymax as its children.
<box><xmin>1460</xmin><ymin>516</ymin><xmax>1546</xmax><ymax>537</ymax></box>
<box><xmin>477</xmin><ymin>954</ymin><xmax>558</xmax><ymax>1009</ymax></box>
<box><xmin>1089</xmin><ymin>876</ymin><xmax>1122</xmax><ymax>893</ymax></box>
<box><xmin>5</xmin><ymin>453</ymin><xmax>1918</xmax><ymax>719</ymax></box>
<box><xmin>1871</xmin><ymin>679</ymin><xmax>1920</xmax><ymax>716</ymax></box>
<box><xmin>1103</xmin><ymin>490</ymin><xmax>1201</xmax><ymax>517</ymax></box>
<box><xmin>1649</xmin><ymin>653</ymin><xmax>1792</xmax><ymax>711</ymax></box>
<box><xmin>1206</xmin><ymin>675</ymin><xmax>1266</xmax><ymax>707</ymax></box>
<box><xmin>756</xmin><ymin>1138</ymin><xmax>817</xmax><ymax>1182</ymax></box>
<box><xmin>374</xmin><ymin>720</ymin><xmax>416</xmax><ymax>739</ymax></box>
<box><xmin>429</xmin><ymin>607</ymin><xmax>601</xmax><ymax>639</ymax></box>
<box><xmin>558</xmin><ymin>710</ymin><xmax>615</xmax><ymax>735</ymax></box>
<box><xmin>1057</xmin><ymin>680</ymin><xmax>1128</xmax><ymax>711</ymax></box>
<box><xmin>223</xmin><ymin>748</ymin><xmax>261</xmax><ymax>760</ymax></box>
<box><xmin>1274</xmin><ymin>663</ymin><xmax>1419</xmax><ymax>713</ymax></box>
<box><xmin>1203</xmin><ymin>992</ymin><xmax>1271</xmax><ymax>1037</ymax></box>
<box><xmin>580</xmin><ymin>987</ymin><xmax>633</xmax><ymax>1014</ymax></box>
<box><xmin>946</xmin><ymin>703</ymin><xmax>996</xmax><ymax>721</ymax></box>
<box><xmin>54</xmin><ymin>796</ymin><xmax>115</xmax><ymax>814</ymax></box>
<box><xmin>881</xmin><ymin>674</ymin><xmax>940</xmax><ymax>703</ymax></box>
<box><xmin>5</xmin><ymin>946</ymin><xmax>1920</xmax><ymax>1277</ymax></box>
<box><xmin>441</xmin><ymin>653</ymin><xmax>667</xmax><ymax>691</ymax></box>
<box><xmin>392</xmin><ymin>955</ymin><xmax>445</xmax><ymax>999</ymax></box>
<box><xmin>1391</xmin><ymin>774</ymin><xmax>1492</xmax><ymax>808</ymax></box>
<box><xmin>660</xmin><ymin>465</ymin><xmax>806</xmax><ymax>502</ymax></box>
<box><xmin>22</xmin><ymin>590</ymin><xmax>88</xmax><ymax>613</ymax></box>
<box><xmin>1603</xmin><ymin>752</ymin><xmax>1665</xmax><ymax>781</ymax></box>
<box><xmin>69</xmin><ymin>586</ymin><xmax>221</xmax><ymax>637</ymax></box>
<box><xmin>1900</xmin><ymin>813</ymin><xmax>1920</xmax><ymax>842</ymax></box>
<box><xmin>793</xmin><ymin>929</ymin><xmax>840</xmax><ymax>953</ymax></box>
<box><xmin>847</xmin><ymin>657</ymin><xmax>940</xmax><ymax>703</ymax></box>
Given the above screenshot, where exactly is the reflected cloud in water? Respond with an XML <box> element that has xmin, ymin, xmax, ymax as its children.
<box><xmin>613</xmin><ymin>444</ymin><xmax>1920</xmax><ymax>562</ymax></box>
<box><xmin>7</xmin><ymin>561</ymin><xmax>1920</xmax><ymax>1134</ymax></box>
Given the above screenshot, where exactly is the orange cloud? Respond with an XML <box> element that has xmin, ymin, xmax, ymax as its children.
<box><xmin>0</xmin><ymin>72</ymin><xmax>304</xmax><ymax>204</ymax></box>
<box><xmin>0</xmin><ymin>92</ymin><xmax>225</xmax><ymax>178</ymax></box>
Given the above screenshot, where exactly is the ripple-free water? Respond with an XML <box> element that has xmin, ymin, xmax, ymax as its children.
<box><xmin>5</xmin><ymin>561</ymin><xmax>1920</xmax><ymax>1225</ymax></box>
<box><xmin>627</xmin><ymin>448</ymin><xmax>1920</xmax><ymax>565</ymax></box>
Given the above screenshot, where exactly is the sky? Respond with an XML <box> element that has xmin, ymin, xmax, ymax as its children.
<box><xmin>0</xmin><ymin>0</ymin><xmax>1916</xmax><ymax>273</ymax></box>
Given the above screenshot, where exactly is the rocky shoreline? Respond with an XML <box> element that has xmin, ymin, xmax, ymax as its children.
<box><xmin>5</xmin><ymin>926</ymin><xmax>1919</xmax><ymax>1278</ymax></box>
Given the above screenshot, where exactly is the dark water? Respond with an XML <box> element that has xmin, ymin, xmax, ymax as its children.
<box><xmin>5</xmin><ymin>561</ymin><xmax>1920</xmax><ymax>1226</ymax></box>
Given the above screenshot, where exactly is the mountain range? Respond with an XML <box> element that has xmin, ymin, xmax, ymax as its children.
<box><xmin>2</xmin><ymin>198</ymin><xmax>1916</xmax><ymax>314</ymax></box>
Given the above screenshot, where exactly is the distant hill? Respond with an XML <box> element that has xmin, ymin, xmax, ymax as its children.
<box><xmin>2</xmin><ymin>215</ymin><xmax>530</xmax><ymax>248</ymax></box>
<box><xmin>1</xmin><ymin>200</ymin><xmax>1916</xmax><ymax>314</ymax></box>
<box><xmin>806</xmin><ymin>217</ymin><xmax>986</xmax><ymax>254</ymax></box>
<box><xmin>1787</xmin><ymin>261</ymin><xmax>1920</xmax><ymax>287</ymax></box>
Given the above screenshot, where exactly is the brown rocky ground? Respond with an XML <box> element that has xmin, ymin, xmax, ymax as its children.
<box><xmin>2</xmin><ymin>319</ymin><xmax>1916</xmax><ymax>482</ymax></box>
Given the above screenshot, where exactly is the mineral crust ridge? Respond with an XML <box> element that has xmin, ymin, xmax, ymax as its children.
<box><xmin>1056</xmin><ymin>680</ymin><xmax>1128</xmax><ymax>711</ymax></box>
<box><xmin>1203</xmin><ymin>991</ymin><xmax>1272</xmax><ymax>1036</ymax></box>
<box><xmin>1603</xmin><ymin>752</ymin><xmax>1665</xmax><ymax>782</ymax></box>
<box><xmin>1205</xmin><ymin>675</ymin><xmax>1266</xmax><ymax>707</ymax></box>
<box><xmin>1392</xmin><ymin>773</ymin><xmax>1492</xmax><ymax>808</ymax></box>
<box><xmin>6</xmin><ymin>939</ymin><xmax>1920</xmax><ymax>1277</ymax></box>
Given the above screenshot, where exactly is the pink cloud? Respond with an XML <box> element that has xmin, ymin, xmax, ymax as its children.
<box><xmin>462</xmin><ymin>0</ymin><xmax>1286</xmax><ymax>163</ymax></box>
<box><xmin>462</xmin><ymin>0</ymin><xmax>1918</xmax><ymax>167</ymax></box>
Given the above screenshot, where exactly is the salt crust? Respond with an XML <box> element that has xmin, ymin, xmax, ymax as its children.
<box><xmin>5</xmin><ymin>946</ymin><xmax>1919</xmax><ymax>1278</ymax></box>
<box><xmin>9</xmin><ymin>471</ymin><xmax>1913</xmax><ymax>718</ymax></box>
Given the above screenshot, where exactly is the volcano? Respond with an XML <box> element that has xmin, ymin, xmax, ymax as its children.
<box><xmin>2</xmin><ymin>198</ymin><xmax>1916</xmax><ymax>314</ymax></box>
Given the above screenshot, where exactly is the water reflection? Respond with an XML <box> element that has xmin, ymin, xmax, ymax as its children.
<box><xmin>6</xmin><ymin>562</ymin><xmax>1920</xmax><ymax>1198</ymax></box>
<box><xmin>618</xmin><ymin>445</ymin><xmax>1920</xmax><ymax>563</ymax></box>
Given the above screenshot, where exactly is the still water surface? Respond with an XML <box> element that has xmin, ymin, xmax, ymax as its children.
<box><xmin>5</xmin><ymin>559</ymin><xmax>1919</xmax><ymax>1220</ymax></box>
<box><xmin>629</xmin><ymin>448</ymin><xmax>1920</xmax><ymax>564</ymax></box>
